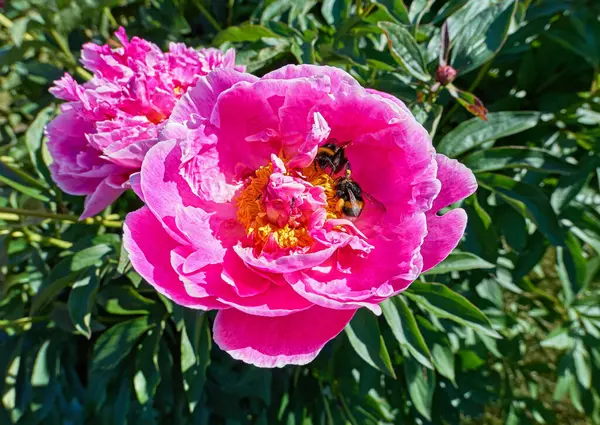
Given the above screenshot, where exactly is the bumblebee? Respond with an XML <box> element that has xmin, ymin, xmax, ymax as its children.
<box><xmin>314</xmin><ymin>140</ymin><xmax>351</xmax><ymax>175</ymax></box>
<box><xmin>335</xmin><ymin>174</ymin><xmax>364</xmax><ymax>217</ymax></box>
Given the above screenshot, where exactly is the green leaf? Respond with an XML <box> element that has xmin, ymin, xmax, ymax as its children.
<box><xmin>25</xmin><ymin>106</ymin><xmax>54</xmax><ymax>181</ymax></box>
<box><xmin>29</xmin><ymin>339</ymin><xmax>59</xmax><ymax>423</ymax></box>
<box><xmin>134</xmin><ymin>326</ymin><xmax>163</xmax><ymax>405</ymax></box>
<box><xmin>406</xmin><ymin>282</ymin><xmax>500</xmax><ymax>338</ymax></box>
<box><xmin>321</xmin><ymin>0</ymin><xmax>351</xmax><ymax>26</ymax></box>
<box><xmin>417</xmin><ymin>317</ymin><xmax>455</xmax><ymax>384</ymax></box>
<box><xmin>378</xmin><ymin>22</ymin><xmax>430</xmax><ymax>82</ymax></box>
<box><xmin>451</xmin><ymin>0</ymin><xmax>517</xmax><ymax>75</ymax></box>
<box><xmin>463</xmin><ymin>147</ymin><xmax>577</xmax><ymax>174</ymax></box>
<box><xmin>346</xmin><ymin>308</ymin><xmax>396</xmax><ymax>378</ymax></box>
<box><xmin>31</xmin><ymin>259</ymin><xmax>78</xmax><ymax>314</ymax></box>
<box><xmin>70</xmin><ymin>244</ymin><xmax>113</xmax><ymax>272</ymax></box>
<box><xmin>423</xmin><ymin>251</ymin><xmax>494</xmax><ymax>275</ymax></box>
<box><xmin>67</xmin><ymin>268</ymin><xmax>100</xmax><ymax>338</ymax></box>
<box><xmin>181</xmin><ymin>311</ymin><xmax>211</xmax><ymax>413</ymax></box>
<box><xmin>541</xmin><ymin>328</ymin><xmax>573</xmax><ymax>350</ymax></box>
<box><xmin>437</xmin><ymin>112</ymin><xmax>540</xmax><ymax>158</ymax></box>
<box><xmin>10</xmin><ymin>17</ymin><xmax>29</xmax><ymax>47</ymax></box>
<box><xmin>97</xmin><ymin>285</ymin><xmax>155</xmax><ymax>316</ymax></box>
<box><xmin>556</xmin><ymin>232</ymin><xmax>587</xmax><ymax>305</ymax></box>
<box><xmin>372</xmin><ymin>0</ymin><xmax>410</xmax><ymax>25</ymax></box>
<box><xmin>93</xmin><ymin>316</ymin><xmax>153</xmax><ymax>370</ymax></box>
<box><xmin>464</xmin><ymin>196</ymin><xmax>499</xmax><ymax>263</ymax></box>
<box><xmin>551</xmin><ymin>154</ymin><xmax>600</xmax><ymax>212</ymax></box>
<box><xmin>0</xmin><ymin>172</ymin><xmax>49</xmax><ymax>202</ymax></box>
<box><xmin>477</xmin><ymin>173</ymin><xmax>566</xmax><ymax>246</ymax></box>
<box><xmin>381</xmin><ymin>297</ymin><xmax>433</xmax><ymax>369</ymax></box>
<box><xmin>214</xmin><ymin>23</ymin><xmax>281</xmax><ymax>44</ymax></box>
<box><xmin>403</xmin><ymin>353</ymin><xmax>435</xmax><ymax>420</ymax></box>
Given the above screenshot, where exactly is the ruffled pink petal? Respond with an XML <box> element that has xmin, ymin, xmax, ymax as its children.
<box><xmin>263</xmin><ymin>64</ymin><xmax>360</xmax><ymax>93</ymax></box>
<box><xmin>213</xmin><ymin>306</ymin><xmax>355</xmax><ymax>367</ymax></box>
<box><xmin>169</xmin><ymin>68</ymin><xmax>258</xmax><ymax>125</ymax></box>
<box><xmin>123</xmin><ymin>207</ymin><xmax>226</xmax><ymax>309</ymax></box>
<box><xmin>431</xmin><ymin>154</ymin><xmax>478</xmax><ymax>213</ymax></box>
<box><xmin>234</xmin><ymin>243</ymin><xmax>338</xmax><ymax>274</ymax></box>
<box><xmin>285</xmin><ymin>211</ymin><xmax>426</xmax><ymax>310</ymax></box>
<box><xmin>345</xmin><ymin>125</ymin><xmax>440</xmax><ymax>214</ymax></box>
<box><xmin>80</xmin><ymin>174</ymin><xmax>128</xmax><ymax>219</ymax></box>
<box><xmin>365</xmin><ymin>88</ymin><xmax>411</xmax><ymax>115</ymax></box>
<box><xmin>287</xmin><ymin>112</ymin><xmax>330</xmax><ymax>169</ymax></box>
<box><xmin>421</xmin><ymin>209</ymin><xmax>468</xmax><ymax>272</ymax></box>
<box><xmin>210</xmin><ymin>80</ymin><xmax>282</xmax><ymax>174</ymax></box>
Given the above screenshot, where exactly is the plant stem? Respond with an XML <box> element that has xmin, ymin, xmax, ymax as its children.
<box><xmin>0</xmin><ymin>158</ymin><xmax>49</xmax><ymax>190</ymax></box>
<box><xmin>440</xmin><ymin>61</ymin><xmax>492</xmax><ymax>129</ymax></box>
<box><xmin>0</xmin><ymin>207</ymin><xmax>122</xmax><ymax>228</ymax></box>
<box><xmin>194</xmin><ymin>0</ymin><xmax>222</xmax><ymax>32</ymax></box>
<box><xmin>9</xmin><ymin>230</ymin><xmax>73</xmax><ymax>249</ymax></box>
<box><xmin>0</xmin><ymin>13</ymin><xmax>34</xmax><ymax>41</ymax></box>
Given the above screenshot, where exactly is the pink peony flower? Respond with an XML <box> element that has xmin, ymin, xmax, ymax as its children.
<box><xmin>123</xmin><ymin>65</ymin><xmax>477</xmax><ymax>367</ymax></box>
<box><xmin>46</xmin><ymin>27</ymin><xmax>244</xmax><ymax>218</ymax></box>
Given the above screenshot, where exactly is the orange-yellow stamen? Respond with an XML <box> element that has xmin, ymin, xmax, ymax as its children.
<box><xmin>235</xmin><ymin>161</ymin><xmax>341</xmax><ymax>251</ymax></box>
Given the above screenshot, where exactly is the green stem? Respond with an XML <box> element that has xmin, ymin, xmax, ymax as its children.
<box><xmin>0</xmin><ymin>159</ymin><xmax>48</xmax><ymax>190</ymax></box>
<box><xmin>0</xmin><ymin>13</ymin><xmax>33</xmax><ymax>41</ymax></box>
<box><xmin>12</xmin><ymin>229</ymin><xmax>73</xmax><ymax>249</ymax></box>
<box><xmin>194</xmin><ymin>0</ymin><xmax>222</xmax><ymax>32</ymax></box>
<box><xmin>0</xmin><ymin>207</ymin><xmax>122</xmax><ymax>228</ymax></box>
<box><xmin>440</xmin><ymin>61</ymin><xmax>492</xmax><ymax>129</ymax></box>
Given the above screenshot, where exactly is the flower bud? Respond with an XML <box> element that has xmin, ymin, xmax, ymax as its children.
<box><xmin>435</xmin><ymin>65</ymin><xmax>457</xmax><ymax>85</ymax></box>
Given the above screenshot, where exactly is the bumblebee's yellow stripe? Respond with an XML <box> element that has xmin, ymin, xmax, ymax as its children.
<box><xmin>318</xmin><ymin>147</ymin><xmax>336</xmax><ymax>156</ymax></box>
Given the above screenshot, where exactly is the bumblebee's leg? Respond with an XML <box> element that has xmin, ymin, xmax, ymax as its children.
<box><xmin>336</xmin><ymin>198</ymin><xmax>345</xmax><ymax>214</ymax></box>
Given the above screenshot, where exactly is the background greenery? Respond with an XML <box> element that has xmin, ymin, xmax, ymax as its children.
<box><xmin>1</xmin><ymin>0</ymin><xmax>599</xmax><ymax>424</ymax></box>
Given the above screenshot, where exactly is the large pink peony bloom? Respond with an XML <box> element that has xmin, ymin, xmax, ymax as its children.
<box><xmin>46</xmin><ymin>28</ymin><xmax>244</xmax><ymax>218</ymax></box>
<box><xmin>123</xmin><ymin>65</ymin><xmax>477</xmax><ymax>367</ymax></box>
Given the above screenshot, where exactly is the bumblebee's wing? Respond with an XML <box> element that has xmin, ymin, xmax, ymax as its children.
<box><xmin>346</xmin><ymin>190</ymin><xmax>364</xmax><ymax>217</ymax></box>
<box><xmin>362</xmin><ymin>191</ymin><xmax>387</xmax><ymax>215</ymax></box>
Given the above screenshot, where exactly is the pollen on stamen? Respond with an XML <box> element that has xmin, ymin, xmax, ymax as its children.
<box><xmin>235</xmin><ymin>160</ymin><xmax>341</xmax><ymax>251</ymax></box>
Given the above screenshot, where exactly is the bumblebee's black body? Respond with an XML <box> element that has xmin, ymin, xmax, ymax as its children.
<box><xmin>335</xmin><ymin>176</ymin><xmax>365</xmax><ymax>217</ymax></box>
<box><xmin>314</xmin><ymin>141</ymin><xmax>350</xmax><ymax>175</ymax></box>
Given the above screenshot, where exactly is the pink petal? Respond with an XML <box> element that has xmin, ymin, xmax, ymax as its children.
<box><xmin>123</xmin><ymin>207</ymin><xmax>226</xmax><ymax>309</ymax></box>
<box><xmin>169</xmin><ymin>68</ymin><xmax>258</xmax><ymax>125</ymax></box>
<box><xmin>80</xmin><ymin>174</ymin><xmax>128</xmax><ymax>219</ymax></box>
<box><xmin>431</xmin><ymin>154</ymin><xmax>478</xmax><ymax>213</ymax></box>
<box><xmin>421</xmin><ymin>208</ymin><xmax>468</xmax><ymax>272</ymax></box>
<box><xmin>263</xmin><ymin>64</ymin><xmax>360</xmax><ymax>92</ymax></box>
<box><xmin>213</xmin><ymin>306</ymin><xmax>355</xmax><ymax>367</ymax></box>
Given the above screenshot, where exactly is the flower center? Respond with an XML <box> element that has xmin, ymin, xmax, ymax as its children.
<box><xmin>236</xmin><ymin>158</ymin><xmax>341</xmax><ymax>252</ymax></box>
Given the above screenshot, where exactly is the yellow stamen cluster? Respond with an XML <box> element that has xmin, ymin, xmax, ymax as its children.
<box><xmin>303</xmin><ymin>166</ymin><xmax>341</xmax><ymax>220</ymax></box>
<box><xmin>235</xmin><ymin>162</ymin><xmax>341</xmax><ymax>251</ymax></box>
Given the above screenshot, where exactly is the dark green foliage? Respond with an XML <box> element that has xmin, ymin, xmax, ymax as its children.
<box><xmin>1</xmin><ymin>0</ymin><xmax>599</xmax><ymax>424</ymax></box>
